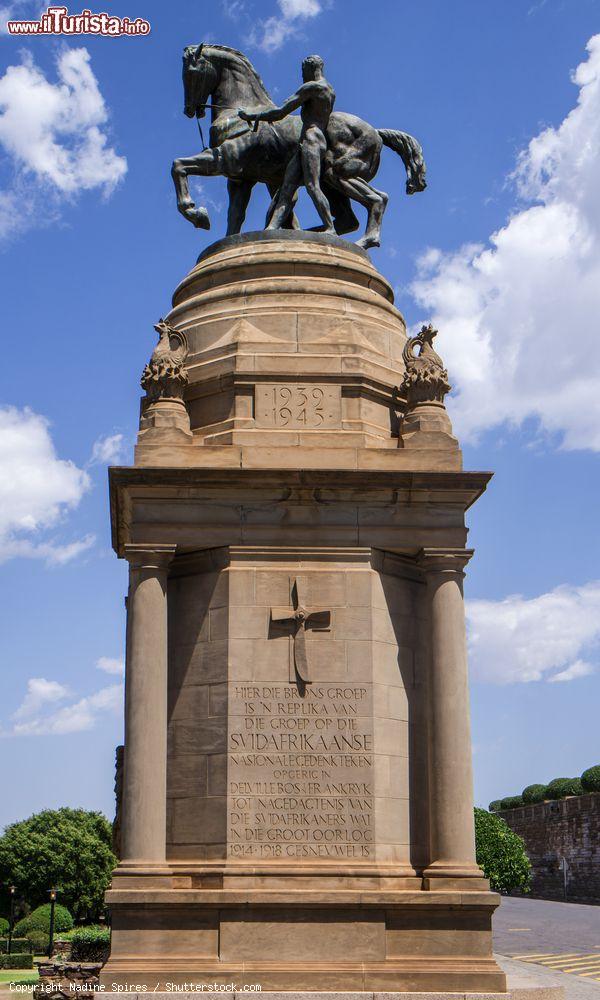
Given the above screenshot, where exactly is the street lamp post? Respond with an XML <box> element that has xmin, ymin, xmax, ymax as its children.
<box><xmin>48</xmin><ymin>889</ymin><xmax>58</xmax><ymax>959</ymax></box>
<box><xmin>7</xmin><ymin>886</ymin><xmax>16</xmax><ymax>956</ymax></box>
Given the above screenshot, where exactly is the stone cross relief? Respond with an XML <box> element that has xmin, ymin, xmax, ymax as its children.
<box><xmin>270</xmin><ymin>578</ymin><xmax>331</xmax><ymax>686</ymax></box>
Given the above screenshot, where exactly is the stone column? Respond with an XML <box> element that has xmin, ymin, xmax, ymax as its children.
<box><xmin>120</xmin><ymin>543</ymin><xmax>176</xmax><ymax>869</ymax></box>
<box><xmin>419</xmin><ymin>547</ymin><xmax>484</xmax><ymax>882</ymax></box>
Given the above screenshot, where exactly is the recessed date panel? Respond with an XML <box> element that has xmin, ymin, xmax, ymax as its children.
<box><xmin>255</xmin><ymin>384</ymin><xmax>342</xmax><ymax>429</ymax></box>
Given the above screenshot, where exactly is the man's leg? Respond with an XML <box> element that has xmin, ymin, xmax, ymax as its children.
<box><xmin>301</xmin><ymin>130</ymin><xmax>335</xmax><ymax>234</ymax></box>
<box><xmin>266</xmin><ymin>152</ymin><xmax>303</xmax><ymax>230</ymax></box>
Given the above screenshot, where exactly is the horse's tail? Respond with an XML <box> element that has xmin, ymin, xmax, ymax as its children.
<box><xmin>378</xmin><ymin>129</ymin><xmax>427</xmax><ymax>195</ymax></box>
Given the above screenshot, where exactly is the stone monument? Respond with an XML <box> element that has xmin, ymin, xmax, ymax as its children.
<box><xmin>101</xmin><ymin>41</ymin><xmax>505</xmax><ymax>995</ymax></box>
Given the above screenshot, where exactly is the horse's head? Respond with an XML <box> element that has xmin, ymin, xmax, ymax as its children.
<box><xmin>182</xmin><ymin>44</ymin><xmax>219</xmax><ymax>119</ymax></box>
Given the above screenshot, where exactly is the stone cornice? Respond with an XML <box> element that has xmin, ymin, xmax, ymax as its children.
<box><xmin>109</xmin><ymin>467</ymin><xmax>492</xmax><ymax>557</ymax></box>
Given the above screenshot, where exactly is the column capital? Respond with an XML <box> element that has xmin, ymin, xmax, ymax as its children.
<box><xmin>124</xmin><ymin>543</ymin><xmax>177</xmax><ymax>570</ymax></box>
<box><xmin>418</xmin><ymin>547</ymin><xmax>473</xmax><ymax>576</ymax></box>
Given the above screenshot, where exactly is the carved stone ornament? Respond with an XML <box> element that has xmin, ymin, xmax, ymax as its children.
<box><xmin>141</xmin><ymin>319</ymin><xmax>189</xmax><ymax>402</ymax></box>
<box><xmin>401</xmin><ymin>323</ymin><xmax>451</xmax><ymax>405</ymax></box>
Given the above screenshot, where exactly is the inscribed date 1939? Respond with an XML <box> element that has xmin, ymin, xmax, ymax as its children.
<box><xmin>255</xmin><ymin>384</ymin><xmax>342</xmax><ymax>429</ymax></box>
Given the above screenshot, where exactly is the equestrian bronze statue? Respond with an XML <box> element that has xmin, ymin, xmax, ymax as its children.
<box><xmin>171</xmin><ymin>44</ymin><xmax>427</xmax><ymax>249</ymax></box>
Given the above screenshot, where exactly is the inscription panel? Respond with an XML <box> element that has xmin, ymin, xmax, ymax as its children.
<box><xmin>227</xmin><ymin>683</ymin><xmax>374</xmax><ymax>860</ymax></box>
<box><xmin>255</xmin><ymin>384</ymin><xmax>342</xmax><ymax>429</ymax></box>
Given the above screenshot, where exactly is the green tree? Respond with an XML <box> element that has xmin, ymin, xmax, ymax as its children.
<box><xmin>0</xmin><ymin>809</ymin><xmax>116</xmax><ymax>921</ymax></box>
<box><xmin>581</xmin><ymin>765</ymin><xmax>600</xmax><ymax>792</ymax></box>
<box><xmin>475</xmin><ymin>807</ymin><xmax>531</xmax><ymax>893</ymax></box>
<box><xmin>546</xmin><ymin>777</ymin><xmax>582</xmax><ymax>799</ymax></box>
<box><xmin>500</xmin><ymin>795</ymin><xmax>524</xmax><ymax>809</ymax></box>
<box><xmin>522</xmin><ymin>783</ymin><xmax>548</xmax><ymax>804</ymax></box>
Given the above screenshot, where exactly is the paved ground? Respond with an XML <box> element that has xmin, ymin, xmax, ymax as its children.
<box><xmin>495</xmin><ymin>897</ymin><xmax>600</xmax><ymax>997</ymax></box>
<box><xmin>495</xmin><ymin>897</ymin><xmax>600</xmax><ymax>957</ymax></box>
<box><xmin>498</xmin><ymin>955</ymin><xmax>600</xmax><ymax>1000</ymax></box>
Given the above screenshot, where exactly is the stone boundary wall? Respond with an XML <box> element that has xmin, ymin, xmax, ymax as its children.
<box><xmin>499</xmin><ymin>793</ymin><xmax>600</xmax><ymax>903</ymax></box>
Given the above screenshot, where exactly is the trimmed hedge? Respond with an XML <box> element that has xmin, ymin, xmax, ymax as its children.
<box><xmin>493</xmin><ymin>762</ymin><xmax>600</xmax><ymax>808</ymax></box>
<box><xmin>522</xmin><ymin>783</ymin><xmax>548</xmax><ymax>804</ymax></box>
<box><xmin>475</xmin><ymin>808</ymin><xmax>531</xmax><ymax>893</ymax></box>
<box><xmin>0</xmin><ymin>952</ymin><xmax>33</xmax><ymax>969</ymax></box>
<box><xmin>546</xmin><ymin>777</ymin><xmax>583</xmax><ymax>800</ymax></box>
<box><xmin>69</xmin><ymin>926</ymin><xmax>110</xmax><ymax>963</ymax></box>
<box><xmin>500</xmin><ymin>795</ymin><xmax>524</xmax><ymax>810</ymax></box>
<box><xmin>581</xmin><ymin>765</ymin><xmax>600</xmax><ymax>793</ymax></box>
<box><xmin>14</xmin><ymin>903</ymin><xmax>73</xmax><ymax>938</ymax></box>
<box><xmin>0</xmin><ymin>938</ymin><xmax>30</xmax><ymax>954</ymax></box>
<box><xmin>26</xmin><ymin>930</ymin><xmax>49</xmax><ymax>955</ymax></box>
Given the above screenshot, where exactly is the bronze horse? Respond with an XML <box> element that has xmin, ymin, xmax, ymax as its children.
<box><xmin>172</xmin><ymin>44</ymin><xmax>427</xmax><ymax>249</ymax></box>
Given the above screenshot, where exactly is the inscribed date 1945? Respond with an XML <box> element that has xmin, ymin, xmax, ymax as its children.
<box><xmin>255</xmin><ymin>384</ymin><xmax>342</xmax><ymax>429</ymax></box>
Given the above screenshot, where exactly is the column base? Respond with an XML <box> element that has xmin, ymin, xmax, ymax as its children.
<box><xmin>422</xmin><ymin>861</ymin><xmax>488</xmax><ymax>891</ymax></box>
<box><xmin>101</xmin><ymin>885</ymin><xmax>506</xmax><ymax>993</ymax></box>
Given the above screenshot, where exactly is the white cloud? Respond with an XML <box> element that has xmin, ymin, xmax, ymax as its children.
<box><xmin>0</xmin><ymin>405</ymin><xmax>93</xmax><ymax>565</ymax></box>
<box><xmin>12</xmin><ymin>682</ymin><xmax>123</xmax><ymax>736</ymax></box>
<box><xmin>548</xmin><ymin>659</ymin><xmax>595</xmax><ymax>683</ymax></box>
<box><xmin>12</xmin><ymin>677</ymin><xmax>70</xmax><ymax>720</ymax></box>
<box><xmin>0</xmin><ymin>47</ymin><xmax>127</xmax><ymax>239</ymax></box>
<box><xmin>466</xmin><ymin>581</ymin><xmax>600</xmax><ymax>684</ymax></box>
<box><xmin>96</xmin><ymin>656</ymin><xmax>124</xmax><ymax>677</ymax></box>
<box><xmin>251</xmin><ymin>0</ymin><xmax>323</xmax><ymax>53</ymax></box>
<box><xmin>6</xmin><ymin>655</ymin><xmax>124</xmax><ymax>737</ymax></box>
<box><xmin>279</xmin><ymin>0</ymin><xmax>321</xmax><ymax>15</ymax></box>
<box><xmin>88</xmin><ymin>432</ymin><xmax>125</xmax><ymax>466</ymax></box>
<box><xmin>3</xmin><ymin>533</ymin><xmax>95</xmax><ymax>564</ymax></box>
<box><xmin>410</xmin><ymin>34</ymin><xmax>600</xmax><ymax>451</ymax></box>
<box><xmin>221</xmin><ymin>0</ymin><xmax>247</xmax><ymax>18</ymax></box>
<box><xmin>0</xmin><ymin>0</ymin><xmax>41</xmax><ymax>34</ymax></box>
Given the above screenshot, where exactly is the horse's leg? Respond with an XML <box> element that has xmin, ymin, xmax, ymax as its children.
<box><xmin>320</xmin><ymin>184</ymin><xmax>359</xmax><ymax>236</ymax></box>
<box><xmin>266</xmin><ymin>183</ymin><xmax>300</xmax><ymax>230</ymax></box>
<box><xmin>171</xmin><ymin>150</ymin><xmax>221</xmax><ymax>229</ymax></box>
<box><xmin>227</xmin><ymin>179</ymin><xmax>254</xmax><ymax>235</ymax></box>
<box><xmin>266</xmin><ymin>152</ymin><xmax>303</xmax><ymax>231</ymax></box>
<box><xmin>329</xmin><ymin>176</ymin><xmax>388</xmax><ymax>249</ymax></box>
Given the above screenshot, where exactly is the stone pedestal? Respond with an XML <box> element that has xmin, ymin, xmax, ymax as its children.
<box><xmin>103</xmin><ymin>233</ymin><xmax>503</xmax><ymax>993</ymax></box>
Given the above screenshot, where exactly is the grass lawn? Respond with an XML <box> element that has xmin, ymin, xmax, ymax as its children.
<box><xmin>0</xmin><ymin>969</ymin><xmax>39</xmax><ymax>985</ymax></box>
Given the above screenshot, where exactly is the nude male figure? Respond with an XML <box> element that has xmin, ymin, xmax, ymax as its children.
<box><xmin>238</xmin><ymin>54</ymin><xmax>336</xmax><ymax>234</ymax></box>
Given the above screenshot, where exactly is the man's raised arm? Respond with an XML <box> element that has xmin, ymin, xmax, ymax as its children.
<box><xmin>238</xmin><ymin>82</ymin><xmax>316</xmax><ymax>124</ymax></box>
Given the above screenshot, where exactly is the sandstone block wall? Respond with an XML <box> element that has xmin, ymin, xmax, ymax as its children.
<box><xmin>499</xmin><ymin>793</ymin><xmax>600</xmax><ymax>902</ymax></box>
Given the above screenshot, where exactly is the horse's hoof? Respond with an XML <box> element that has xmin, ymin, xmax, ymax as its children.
<box><xmin>191</xmin><ymin>207</ymin><xmax>211</xmax><ymax>230</ymax></box>
<box><xmin>356</xmin><ymin>235</ymin><xmax>380</xmax><ymax>250</ymax></box>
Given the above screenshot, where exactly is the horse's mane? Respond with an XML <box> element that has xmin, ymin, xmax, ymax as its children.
<box><xmin>202</xmin><ymin>43</ymin><xmax>272</xmax><ymax>101</ymax></box>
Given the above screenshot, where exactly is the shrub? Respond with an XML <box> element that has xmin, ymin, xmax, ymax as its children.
<box><xmin>0</xmin><ymin>937</ymin><xmax>30</xmax><ymax>954</ymax></box>
<box><xmin>69</xmin><ymin>926</ymin><xmax>110</xmax><ymax>963</ymax></box>
<box><xmin>475</xmin><ymin>808</ymin><xmax>531</xmax><ymax>893</ymax></box>
<box><xmin>0</xmin><ymin>952</ymin><xmax>34</xmax><ymax>969</ymax></box>
<box><xmin>26</xmin><ymin>930</ymin><xmax>49</xmax><ymax>955</ymax></box>
<box><xmin>581</xmin><ymin>765</ymin><xmax>600</xmax><ymax>793</ymax></box>
<box><xmin>14</xmin><ymin>903</ymin><xmax>73</xmax><ymax>938</ymax></box>
<box><xmin>488</xmin><ymin>800</ymin><xmax>502</xmax><ymax>812</ymax></box>
<box><xmin>522</xmin><ymin>783</ymin><xmax>548</xmax><ymax>804</ymax></box>
<box><xmin>546</xmin><ymin>777</ymin><xmax>583</xmax><ymax>800</ymax></box>
<box><xmin>500</xmin><ymin>795</ymin><xmax>524</xmax><ymax>809</ymax></box>
<box><xmin>0</xmin><ymin>918</ymin><xmax>8</xmax><ymax>935</ymax></box>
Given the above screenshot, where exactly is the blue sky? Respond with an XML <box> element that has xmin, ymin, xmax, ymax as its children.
<box><xmin>1</xmin><ymin>0</ymin><xmax>600</xmax><ymax>830</ymax></box>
